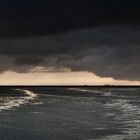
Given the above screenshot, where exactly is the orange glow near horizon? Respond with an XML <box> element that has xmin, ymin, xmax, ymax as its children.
<box><xmin>0</xmin><ymin>71</ymin><xmax>140</xmax><ymax>85</ymax></box>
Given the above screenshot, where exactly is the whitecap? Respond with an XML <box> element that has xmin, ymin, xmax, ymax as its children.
<box><xmin>0</xmin><ymin>89</ymin><xmax>37</xmax><ymax>112</ymax></box>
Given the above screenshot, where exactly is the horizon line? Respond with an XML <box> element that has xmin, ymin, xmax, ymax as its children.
<box><xmin>0</xmin><ymin>85</ymin><xmax>140</xmax><ymax>87</ymax></box>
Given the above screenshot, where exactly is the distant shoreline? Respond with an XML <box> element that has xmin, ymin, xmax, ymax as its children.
<box><xmin>0</xmin><ymin>85</ymin><xmax>140</xmax><ymax>88</ymax></box>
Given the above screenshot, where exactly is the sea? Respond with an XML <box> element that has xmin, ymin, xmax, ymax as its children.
<box><xmin>0</xmin><ymin>86</ymin><xmax>140</xmax><ymax>140</ymax></box>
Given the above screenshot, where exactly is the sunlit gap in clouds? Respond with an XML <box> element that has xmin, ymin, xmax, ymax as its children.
<box><xmin>0</xmin><ymin>70</ymin><xmax>140</xmax><ymax>85</ymax></box>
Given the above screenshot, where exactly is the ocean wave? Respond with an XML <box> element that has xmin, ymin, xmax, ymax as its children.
<box><xmin>68</xmin><ymin>88</ymin><xmax>113</xmax><ymax>96</ymax></box>
<box><xmin>0</xmin><ymin>89</ymin><xmax>37</xmax><ymax>112</ymax></box>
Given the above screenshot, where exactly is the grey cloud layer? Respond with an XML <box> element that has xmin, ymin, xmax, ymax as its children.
<box><xmin>0</xmin><ymin>25</ymin><xmax>140</xmax><ymax>80</ymax></box>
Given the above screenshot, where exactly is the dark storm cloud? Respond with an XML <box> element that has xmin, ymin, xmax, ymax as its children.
<box><xmin>14</xmin><ymin>57</ymin><xmax>44</xmax><ymax>66</ymax></box>
<box><xmin>0</xmin><ymin>0</ymin><xmax>140</xmax><ymax>80</ymax></box>
<box><xmin>0</xmin><ymin>25</ymin><xmax>140</xmax><ymax>80</ymax></box>
<box><xmin>0</xmin><ymin>0</ymin><xmax>140</xmax><ymax>38</ymax></box>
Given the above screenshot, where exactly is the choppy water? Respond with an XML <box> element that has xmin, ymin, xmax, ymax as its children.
<box><xmin>0</xmin><ymin>89</ymin><xmax>37</xmax><ymax>112</ymax></box>
<box><xmin>0</xmin><ymin>87</ymin><xmax>140</xmax><ymax>140</ymax></box>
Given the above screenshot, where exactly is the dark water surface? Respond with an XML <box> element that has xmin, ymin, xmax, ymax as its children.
<box><xmin>0</xmin><ymin>87</ymin><xmax>140</xmax><ymax>140</ymax></box>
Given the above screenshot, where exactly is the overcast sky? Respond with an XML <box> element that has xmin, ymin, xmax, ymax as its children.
<box><xmin>0</xmin><ymin>0</ymin><xmax>140</xmax><ymax>85</ymax></box>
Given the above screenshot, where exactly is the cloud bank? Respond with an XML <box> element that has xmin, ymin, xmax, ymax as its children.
<box><xmin>0</xmin><ymin>25</ymin><xmax>140</xmax><ymax>80</ymax></box>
